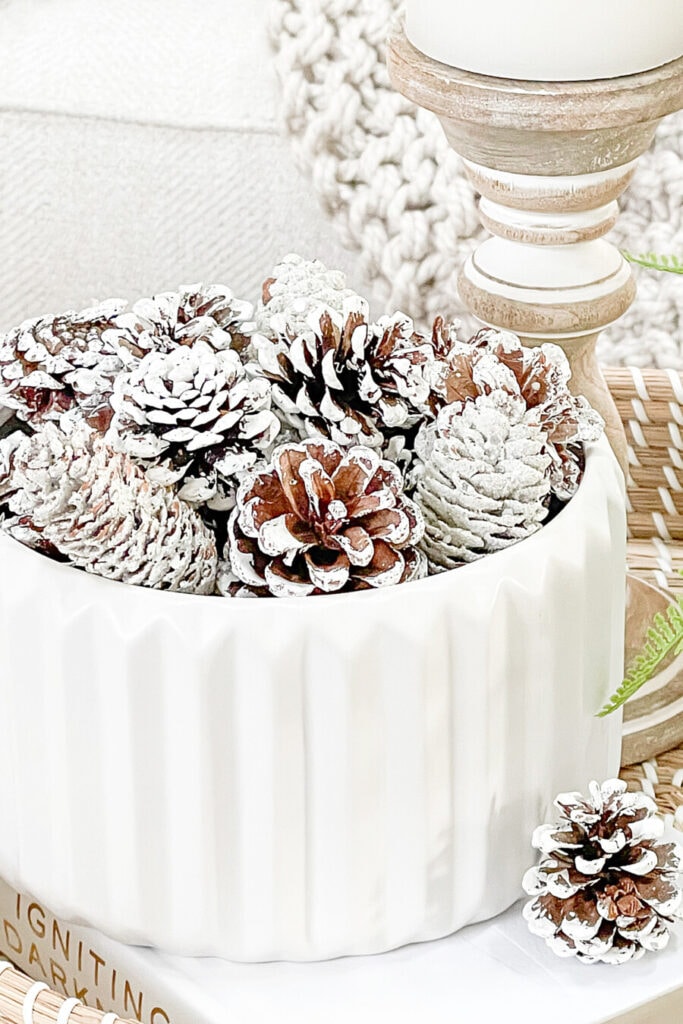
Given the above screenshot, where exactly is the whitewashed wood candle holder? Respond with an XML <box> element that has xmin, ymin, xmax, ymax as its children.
<box><xmin>388</xmin><ymin>31</ymin><xmax>683</xmax><ymax>477</ymax></box>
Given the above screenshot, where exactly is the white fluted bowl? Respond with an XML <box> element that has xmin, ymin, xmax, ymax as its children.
<box><xmin>0</xmin><ymin>438</ymin><xmax>625</xmax><ymax>962</ymax></box>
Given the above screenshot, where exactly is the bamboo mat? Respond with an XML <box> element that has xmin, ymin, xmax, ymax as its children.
<box><xmin>600</xmin><ymin>366</ymin><xmax>683</xmax><ymax>821</ymax></box>
<box><xmin>0</xmin><ymin>963</ymin><xmax>135</xmax><ymax>1024</ymax></box>
<box><xmin>620</xmin><ymin>742</ymin><xmax>683</xmax><ymax>831</ymax></box>
<box><xmin>627</xmin><ymin>538</ymin><xmax>683</xmax><ymax>595</ymax></box>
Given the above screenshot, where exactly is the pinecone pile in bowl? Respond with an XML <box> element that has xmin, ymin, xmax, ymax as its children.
<box><xmin>0</xmin><ymin>255</ymin><xmax>603</xmax><ymax>598</ymax></box>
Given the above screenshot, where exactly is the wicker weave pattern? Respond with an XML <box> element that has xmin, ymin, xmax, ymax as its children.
<box><xmin>626</xmin><ymin>537</ymin><xmax>683</xmax><ymax>595</ymax></box>
<box><xmin>621</xmin><ymin>751</ymin><xmax>683</xmax><ymax>832</ymax></box>
<box><xmin>604</xmin><ymin>366</ymin><xmax>683</xmax><ymax>543</ymax></box>
<box><xmin>606</xmin><ymin>364</ymin><xmax>683</xmax><ymax>828</ymax></box>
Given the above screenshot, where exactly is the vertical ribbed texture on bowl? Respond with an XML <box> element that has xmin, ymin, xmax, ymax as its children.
<box><xmin>0</xmin><ymin>439</ymin><xmax>625</xmax><ymax>961</ymax></box>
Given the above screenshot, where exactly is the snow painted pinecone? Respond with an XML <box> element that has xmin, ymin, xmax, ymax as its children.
<box><xmin>0</xmin><ymin>300</ymin><xmax>128</xmax><ymax>429</ymax></box>
<box><xmin>107</xmin><ymin>341</ymin><xmax>280</xmax><ymax>503</ymax></box>
<box><xmin>226</xmin><ymin>438</ymin><xmax>426</xmax><ymax>597</ymax></box>
<box><xmin>415</xmin><ymin>392</ymin><xmax>552</xmax><ymax>569</ymax></box>
<box><xmin>4</xmin><ymin>419</ymin><xmax>217</xmax><ymax>594</ymax></box>
<box><xmin>105</xmin><ymin>284</ymin><xmax>257</xmax><ymax>359</ymax></box>
<box><xmin>252</xmin><ymin>299</ymin><xmax>442</xmax><ymax>453</ymax></box>
<box><xmin>523</xmin><ymin>780</ymin><xmax>683</xmax><ymax>965</ymax></box>
<box><xmin>434</xmin><ymin>329</ymin><xmax>604</xmax><ymax>500</ymax></box>
<box><xmin>257</xmin><ymin>254</ymin><xmax>359</xmax><ymax>336</ymax></box>
<box><xmin>0</xmin><ymin>414</ymin><xmax>95</xmax><ymax>525</ymax></box>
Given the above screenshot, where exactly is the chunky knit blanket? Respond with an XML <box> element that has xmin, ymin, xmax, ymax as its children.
<box><xmin>270</xmin><ymin>0</ymin><xmax>683</xmax><ymax>368</ymax></box>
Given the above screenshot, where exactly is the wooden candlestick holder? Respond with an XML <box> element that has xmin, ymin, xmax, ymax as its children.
<box><xmin>388</xmin><ymin>29</ymin><xmax>683</xmax><ymax>476</ymax></box>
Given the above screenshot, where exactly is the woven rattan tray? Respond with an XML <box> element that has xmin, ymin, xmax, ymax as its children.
<box><xmin>605</xmin><ymin>367</ymin><xmax>683</xmax><ymax>772</ymax></box>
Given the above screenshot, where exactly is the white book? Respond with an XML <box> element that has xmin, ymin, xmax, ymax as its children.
<box><xmin>0</xmin><ymin>874</ymin><xmax>681</xmax><ymax>1024</ymax></box>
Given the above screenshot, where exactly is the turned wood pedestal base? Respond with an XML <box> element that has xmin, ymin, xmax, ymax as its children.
<box><xmin>388</xmin><ymin>30</ymin><xmax>683</xmax><ymax>477</ymax></box>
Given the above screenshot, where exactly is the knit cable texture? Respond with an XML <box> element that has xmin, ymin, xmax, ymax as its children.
<box><xmin>270</xmin><ymin>0</ymin><xmax>683</xmax><ymax>367</ymax></box>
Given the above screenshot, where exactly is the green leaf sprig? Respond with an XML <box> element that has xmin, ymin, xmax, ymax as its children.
<box><xmin>599</xmin><ymin>578</ymin><xmax>683</xmax><ymax>717</ymax></box>
<box><xmin>622</xmin><ymin>252</ymin><xmax>683</xmax><ymax>275</ymax></box>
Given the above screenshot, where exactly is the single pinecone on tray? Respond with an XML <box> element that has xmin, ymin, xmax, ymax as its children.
<box><xmin>106</xmin><ymin>341</ymin><xmax>280</xmax><ymax>504</ymax></box>
<box><xmin>105</xmin><ymin>284</ymin><xmax>257</xmax><ymax>359</ymax></box>
<box><xmin>257</xmin><ymin>254</ymin><xmax>360</xmax><ymax>337</ymax></box>
<box><xmin>251</xmin><ymin>298</ymin><xmax>442</xmax><ymax>453</ymax></box>
<box><xmin>2</xmin><ymin>417</ymin><xmax>217</xmax><ymax>593</ymax></box>
<box><xmin>226</xmin><ymin>438</ymin><xmax>426</xmax><ymax>597</ymax></box>
<box><xmin>523</xmin><ymin>779</ymin><xmax>683</xmax><ymax>965</ymax></box>
<box><xmin>433</xmin><ymin>329</ymin><xmax>603</xmax><ymax>499</ymax></box>
<box><xmin>415</xmin><ymin>392</ymin><xmax>552</xmax><ymax>569</ymax></box>
<box><xmin>0</xmin><ymin>300</ymin><xmax>129</xmax><ymax>430</ymax></box>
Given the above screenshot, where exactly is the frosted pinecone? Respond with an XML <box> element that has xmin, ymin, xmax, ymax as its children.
<box><xmin>523</xmin><ymin>780</ymin><xmax>683</xmax><ymax>965</ymax></box>
<box><xmin>433</xmin><ymin>329</ymin><xmax>604</xmax><ymax>499</ymax></box>
<box><xmin>415</xmin><ymin>392</ymin><xmax>552</xmax><ymax>569</ymax></box>
<box><xmin>226</xmin><ymin>438</ymin><xmax>426</xmax><ymax>597</ymax></box>
<box><xmin>257</xmin><ymin>254</ymin><xmax>359</xmax><ymax>336</ymax></box>
<box><xmin>106</xmin><ymin>341</ymin><xmax>280</xmax><ymax>503</ymax></box>
<box><xmin>252</xmin><ymin>299</ymin><xmax>442</xmax><ymax>454</ymax></box>
<box><xmin>105</xmin><ymin>284</ymin><xmax>257</xmax><ymax>359</ymax></box>
<box><xmin>3</xmin><ymin>419</ymin><xmax>217</xmax><ymax>593</ymax></box>
<box><xmin>0</xmin><ymin>300</ymin><xmax>129</xmax><ymax>429</ymax></box>
<box><xmin>0</xmin><ymin>414</ymin><xmax>94</xmax><ymax>525</ymax></box>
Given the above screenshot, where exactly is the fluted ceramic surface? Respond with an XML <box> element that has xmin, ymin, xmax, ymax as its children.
<box><xmin>0</xmin><ymin>438</ymin><xmax>625</xmax><ymax>961</ymax></box>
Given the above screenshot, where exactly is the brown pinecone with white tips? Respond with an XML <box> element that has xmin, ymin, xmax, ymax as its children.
<box><xmin>106</xmin><ymin>284</ymin><xmax>257</xmax><ymax>359</ymax></box>
<box><xmin>0</xmin><ymin>300</ymin><xmax>128</xmax><ymax>429</ymax></box>
<box><xmin>3</xmin><ymin>419</ymin><xmax>217</xmax><ymax>594</ymax></box>
<box><xmin>106</xmin><ymin>341</ymin><xmax>280</xmax><ymax>497</ymax></box>
<box><xmin>257</xmin><ymin>254</ymin><xmax>359</xmax><ymax>337</ymax></box>
<box><xmin>415</xmin><ymin>392</ymin><xmax>552</xmax><ymax>569</ymax></box>
<box><xmin>523</xmin><ymin>780</ymin><xmax>682</xmax><ymax>965</ymax></box>
<box><xmin>252</xmin><ymin>299</ymin><xmax>440</xmax><ymax>453</ymax></box>
<box><xmin>226</xmin><ymin>438</ymin><xmax>426</xmax><ymax>597</ymax></box>
<box><xmin>432</xmin><ymin>329</ymin><xmax>603</xmax><ymax>499</ymax></box>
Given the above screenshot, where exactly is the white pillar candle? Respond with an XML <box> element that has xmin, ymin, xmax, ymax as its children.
<box><xmin>405</xmin><ymin>0</ymin><xmax>683</xmax><ymax>81</ymax></box>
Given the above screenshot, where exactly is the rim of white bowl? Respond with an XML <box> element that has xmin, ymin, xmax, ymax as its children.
<box><xmin>0</xmin><ymin>439</ymin><xmax>612</xmax><ymax>609</ymax></box>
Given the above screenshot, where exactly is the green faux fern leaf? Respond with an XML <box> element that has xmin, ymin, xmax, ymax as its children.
<box><xmin>598</xmin><ymin>589</ymin><xmax>683</xmax><ymax>716</ymax></box>
<box><xmin>622</xmin><ymin>251</ymin><xmax>683</xmax><ymax>275</ymax></box>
